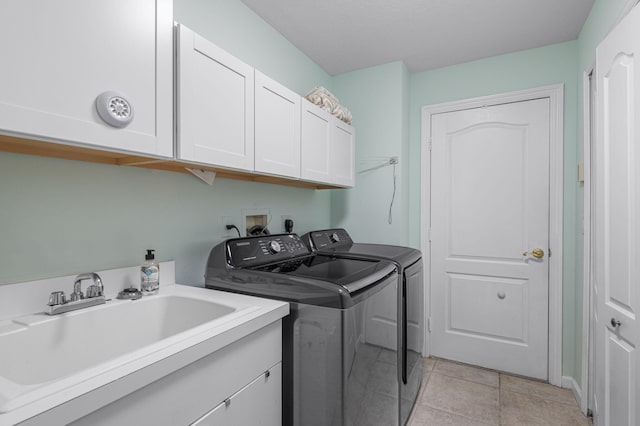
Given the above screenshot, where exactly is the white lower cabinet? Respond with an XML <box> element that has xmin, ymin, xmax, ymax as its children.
<box><xmin>67</xmin><ymin>321</ymin><xmax>282</xmax><ymax>426</ymax></box>
<box><xmin>192</xmin><ymin>363</ymin><xmax>282</xmax><ymax>426</ymax></box>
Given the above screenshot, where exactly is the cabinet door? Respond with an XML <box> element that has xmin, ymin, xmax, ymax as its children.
<box><xmin>254</xmin><ymin>71</ymin><xmax>301</xmax><ymax>178</ymax></box>
<box><xmin>192</xmin><ymin>362</ymin><xmax>282</xmax><ymax>426</ymax></box>
<box><xmin>176</xmin><ymin>24</ymin><xmax>254</xmax><ymax>171</ymax></box>
<box><xmin>0</xmin><ymin>0</ymin><xmax>173</xmax><ymax>157</ymax></box>
<box><xmin>331</xmin><ymin>120</ymin><xmax>355</xmax><ymax>187</ymax></box>
<box><xmin>301</xmin><ymin>100</ymin><xmax>332</xmax><ymax>183</ymax></box>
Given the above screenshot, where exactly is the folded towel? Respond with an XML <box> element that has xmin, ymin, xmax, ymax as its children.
<box><xmin>305</xmin><ymin>86</ymin><xmax>352</xmax><ymax>125</ymax></box>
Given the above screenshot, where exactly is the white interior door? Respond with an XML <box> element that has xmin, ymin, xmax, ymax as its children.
<box><xmin>430</xmin><ymin>98</ymin><xmax>550</xmax><ymax>379</ymax></box>
<box><xmin>593</xmin><ymin>4</ymin><xmax>640</xmax><ymax>425</ymax></box>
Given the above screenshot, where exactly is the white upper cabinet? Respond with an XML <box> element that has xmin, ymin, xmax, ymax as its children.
<box><xmin>254</xmin><ymin>71</ymin><xmax>301</xmax><ymax>178</ymax></box>
<box><xmin>331</xmin><ymin>120</ymin><xmax>355</xmax><ymax>187</ymax></box>
<box><xmin>175</xmin><ymin>25</ymin><xmax>354</xmax><ymax>187</ymax></box>
<box><xmin>176</xmin><ymin>24</ymin><xmax>255</xmax><ymax>171</ymax></box>
<box><xmin>0</xmin><ymin>0</ymin><xmax>173</xmax><ymax>158</ymax></box>
<box><xmin>301</xmin><ymin>99</ymin><xmax>355</xmax><ymax>187</ymax></box>
<box><xmin>301</xmin><ymin>100</ymin><xmax>332</xmax><ymax>183</ymax></box>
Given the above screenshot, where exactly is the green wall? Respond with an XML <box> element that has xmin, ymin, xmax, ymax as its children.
<box><xmin>331</xmin><ymin>61</ymin><xmax>410</xmax><ymax>245</ymax></box>
<box><xmin>0</xmin><ymin>0</ymin><xmax>333</xmax><ymax>286</ymax></box>
<box><xmin>0</xmin><ymin>153</ymin><xmax>330</xmax><ymax>285</ymax></box>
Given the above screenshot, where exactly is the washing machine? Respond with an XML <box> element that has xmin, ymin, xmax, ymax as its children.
<box><xmin>301</xmin><ymin>228</ymin><xmax>424</xmax><ymax>425</ymax></box>
<box><xmin>205</xmin><ymin>233</ymin><xmax>401</xmax><ymax>426</ymax></box>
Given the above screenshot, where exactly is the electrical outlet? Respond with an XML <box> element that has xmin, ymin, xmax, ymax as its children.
<box><xmin>222</xmin><ymin>216</ymin><xmax>239</xmax><ymax>237</ymax></box>
<box><xmin>281</xmin><ymin>215</ymin><xmax>293</xmax><ymax>233</ymax></box>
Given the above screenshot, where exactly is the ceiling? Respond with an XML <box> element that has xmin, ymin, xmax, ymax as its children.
<box><xmin>240</xmin><ymin>0</ymin><xmax>595</xmax><ymax>75</ymax></box>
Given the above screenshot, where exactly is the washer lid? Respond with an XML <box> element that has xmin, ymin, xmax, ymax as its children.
<box><xmin>255</xmin><ymin>255</ymin><xmax>396</xmax><ymax>294</ymax></box>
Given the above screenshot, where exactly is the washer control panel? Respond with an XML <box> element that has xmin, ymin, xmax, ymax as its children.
<box><xmin>226</xmin><ymin>234</ymin><xmax>310</xmax><ymax>268</ymax></box>
<box><xmin>305</xmin><ymin>228</ymin><xmax>353</xmax><ymax>250</ymax></box>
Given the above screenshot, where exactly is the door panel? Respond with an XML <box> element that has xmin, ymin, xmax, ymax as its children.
<box><xmin>431</xmin><ymin>98</ymin><xmax>550</xmax><ymax>379</ymax></box>
<box><xmin>448</xmin><ymin>124</ymin><xmax>528</xmax><ymax>259</ymax></box>
<box><xmin>594</xmin><ymin>5</ymin><xmax>640</xmax><ymax>424</ymax></box>
<box><xmin>449</xmin><ymin>274</ymin><xmax>528</xmax><ymax>342</ymax></box>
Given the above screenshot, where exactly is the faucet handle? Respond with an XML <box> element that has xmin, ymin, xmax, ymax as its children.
<box><xmin>48</xmin><ymin>291</ymin><xmax>66</xmax><ymax>306</ymax></box>
<box><xmin>86</xmin><ymin>285</ymin><xmax>103</xmax><ymax>298</ymax></box>
<box><xmin>70</xmin><ymin>290</ymin><xmax>84</xmax><ymax>302</ymax></box>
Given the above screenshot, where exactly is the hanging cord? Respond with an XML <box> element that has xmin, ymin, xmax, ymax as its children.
<box><xmin>388</xmin><ymin>160</ymin><xmax>397</xmax><ymax>224</ymax></box>
<box><xmin>225</xmin><ymin>224</ymin><xmax>242</xmax><ymax>237</ymax></box>
<box><xmin>357</xmin><ymin>156</ymin><xmax>399</xmax><ymax>225</ymax></box>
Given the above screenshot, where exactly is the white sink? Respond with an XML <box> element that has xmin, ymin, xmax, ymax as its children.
<box><xmin>0</xmin><ymin>295</ymin><xmax>234</xmax><ymax>386</ymax></box>
<box><xmin>0</xmin><ymin>285</ymin><xmax>285</xmax><ymax>419</ymax></box>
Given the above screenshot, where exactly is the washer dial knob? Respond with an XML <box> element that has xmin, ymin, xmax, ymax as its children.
<box><xmin>330</xmin><ymin>232</ymin><xmax>341</xmax><ymax>243</ymax></box>
<box><xmin>268</xmin><ymin>240</ymin><xmax>282</xmax><ymax>254</ymax></box>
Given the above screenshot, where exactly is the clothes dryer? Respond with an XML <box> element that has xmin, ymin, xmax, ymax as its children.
<box><xmin>302</xmin><ymin>228</ymin><xmax>424</xmax><ymax>425</ymax></box>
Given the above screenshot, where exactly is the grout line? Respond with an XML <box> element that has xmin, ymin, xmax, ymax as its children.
<box><xmin>498</xmin><ymin>374</ymin><xmax>502</xmax><ymax>426</ymax></box>
<box><xmin>422</xmin><ymin>406</ymin><xmax>497</xmax><ymax>426</ymax></box>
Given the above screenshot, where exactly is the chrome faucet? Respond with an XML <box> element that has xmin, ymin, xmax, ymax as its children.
<box><xmin>46</xmin><ymin>272</ymin><xmax>106</xmax><ymax>315</ymax></box>
<box><xmin>71</xmin><ymin>272</ymin><xmax>104</xmax><ymax>301</ymax></box>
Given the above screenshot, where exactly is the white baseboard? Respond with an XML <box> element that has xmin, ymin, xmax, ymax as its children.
<box><xmin>562</xmin><ymin>375</ymin><xmax>582</xmax><ymax>406</ymax></box>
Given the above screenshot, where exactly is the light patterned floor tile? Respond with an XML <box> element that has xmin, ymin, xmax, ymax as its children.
<box><xmin>407</xmin><ymin>358</ymin><xmax>591</xmax><ymax>426</ymax></box>
<box><xmin>500</xmin><ymin>374</ymin><xmax>576</xmax><ymax>406</ymax></box>
<box><xmin>410</xmin><ymin>405</ymin><xmax>494</xmax><ymax>426</ymax></box>
<box><xmin>419</xmin><ymin>372</ymin><xmax>499</xmax><ymax>425</ymax></box>
<box><xmin>434</xmin><ymin>359</ymin><xmax>499</xmax><ymax>387</ymax></box>
<box><xmin>500</xmin><ymin>390</ymin><xmax>590</xmax><ymax>426</ymax></box>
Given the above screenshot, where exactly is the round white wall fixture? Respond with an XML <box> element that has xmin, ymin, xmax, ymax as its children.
<box><xmin>95</xmin><ymin>91</ymin><xmax>134</xmax><ymax>128</ymax></box>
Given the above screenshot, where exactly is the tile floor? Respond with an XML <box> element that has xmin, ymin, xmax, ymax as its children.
<box><xmin>408</xmin><ymin>358</ymin><xmax>592</xmax><ymax>426</ymax></box>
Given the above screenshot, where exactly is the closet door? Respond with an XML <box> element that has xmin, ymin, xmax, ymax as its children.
<box><xmin>593</xmin><ymin>4</ymin><xmax>640</xmax><ymax>425</ymax></box>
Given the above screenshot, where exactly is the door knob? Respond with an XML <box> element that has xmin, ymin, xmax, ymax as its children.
<box><xmin>610</xmin><ymin>318</ymin><xmax>622</xmax><ymax>328</ymax></box>
<box><xmin>523</xmin><ymin>248</ymin><xmax>544</xmax><ymax>259</ymax></box>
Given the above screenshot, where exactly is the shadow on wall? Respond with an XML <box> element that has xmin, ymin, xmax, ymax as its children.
<box><xmin>330</xmin><ymin>189</ymin><xmax>349</xmax><ymax>226</ymax></box>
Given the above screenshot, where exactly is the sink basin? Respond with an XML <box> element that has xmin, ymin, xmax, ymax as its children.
<box><xmin>0</xmin><ymin>295</ymin><xmax>235</xmax><ymax>386</ymax></box>
<box><xmin>0</xmin><ymin>265</ymin><xmax>289</xmax><ymax>425</ymax></box>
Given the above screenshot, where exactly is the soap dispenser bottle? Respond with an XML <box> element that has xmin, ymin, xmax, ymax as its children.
<box><xmin>140</xmin><ymin>249</ymin><xmax>159</xmax><ymax>295</ymax></box>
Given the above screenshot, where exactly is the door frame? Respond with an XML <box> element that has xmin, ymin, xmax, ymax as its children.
<box><xmin>580</xmin><ymin>61</ymin><xmax>595</xmax><ymax>416</ymax></box>
<box><xmin>420</xmin><ymin>84</ymin><xmax>564</xmax><ymax>387</ymax></box>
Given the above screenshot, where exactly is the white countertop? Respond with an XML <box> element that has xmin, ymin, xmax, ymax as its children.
<box><xmin>0</xmin><ymin>263</ymin><xmax>288</xmax><ymax>425</ymax></box>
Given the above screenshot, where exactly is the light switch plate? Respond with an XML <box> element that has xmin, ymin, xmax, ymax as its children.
<box><xmin>577</xmin><ymin>162</ymin><xmax>584</xmax><ymax>183</ymax></box>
